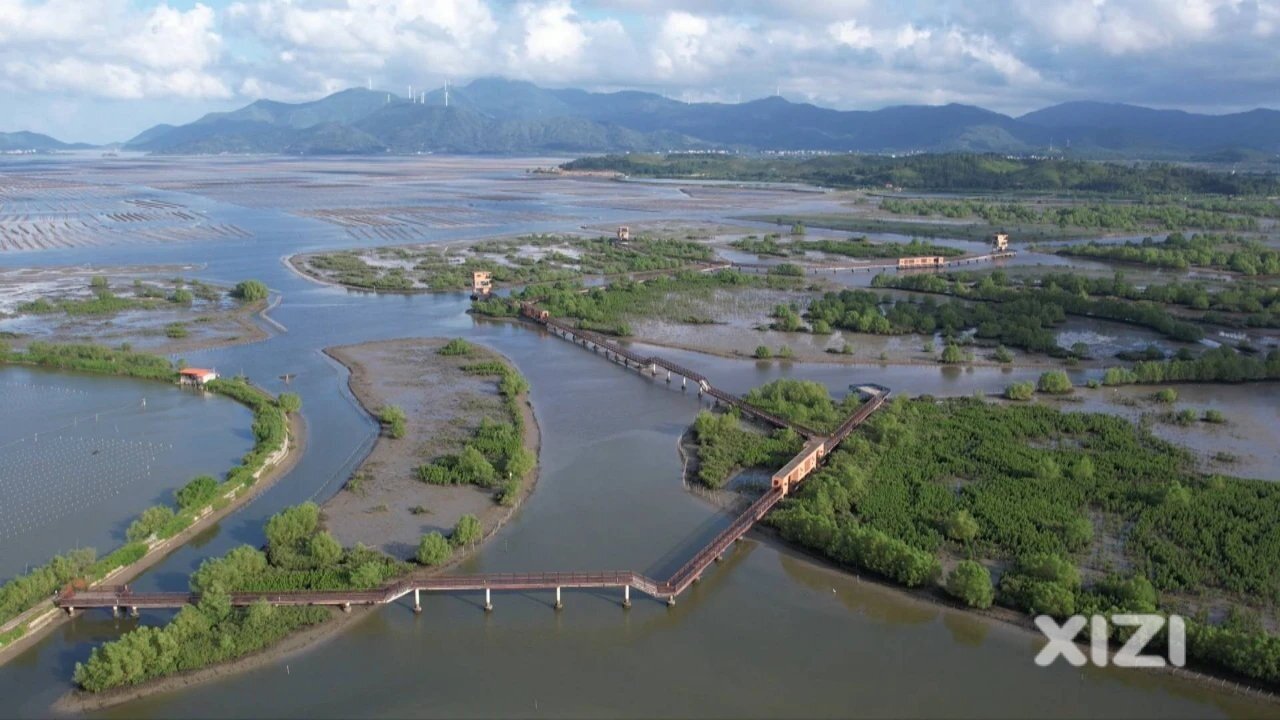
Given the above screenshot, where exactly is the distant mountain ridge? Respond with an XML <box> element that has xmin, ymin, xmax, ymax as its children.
<box><xmin>11</xmin><ymin>79</ymin><xmax>1280</xmax><ymax>157</ymax></box>
<box><xmin>0</xmin><ymin>131</ymin><xmax>93</xmax><ymax>152</ymax></box>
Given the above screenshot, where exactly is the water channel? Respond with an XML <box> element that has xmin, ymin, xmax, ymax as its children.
<box><xmin>0</xmin><ymin>156</ymin><xmax>1275</xmax><ymax>718</ymax></box>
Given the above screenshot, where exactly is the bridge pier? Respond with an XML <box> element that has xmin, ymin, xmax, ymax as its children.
<box><xmin>554</xmin><ymin>586</ymin><xmax>563</xmax><ymax>610</ymax></box>
<box><xmin>666</xmin><ymin>596</ymin><xmax>676</xmax><ymax>607</ymax></box>
<box><xmin>111</xmin><ymin>606</ymin><xmax>120</xmax><ymax>618</ymax></box>
<box><xmin>129</xmin><ymin>606</ymin><xmax>139</xmax><ymax>618</ymax></box>
<box><xmin>413</xmin><ymin>588</ymin><xmax>422</xmax><ymax>614</ymax></box>
<box><xmin>682</xmin><ymin>376</ymin><xmax>687</xmax><ymax>390</ymax></box>
<box><xmin>483</xmin><ymin>588</ymin><xmax>493</xmax><ymax>612</ymax></box>
<box><xmin>341</xmin><ymin>603</ymin><xmax>351</xmax><ymax>613</ymax></box>
<box><xmin>666</xmin><ymin>370</ymin><xmax>671</xmax><ymax>383</ymax></box>
<box><xmin>622</xmin><ymin>585</ymin><xmax>631</xmax><ymax>609</ymax></box>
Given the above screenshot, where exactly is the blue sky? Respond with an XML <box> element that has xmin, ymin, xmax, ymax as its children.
<box><xmin>3</xmin><ymin>0</ymin><xmax>1278</xmax><ymax>143</ymax></box>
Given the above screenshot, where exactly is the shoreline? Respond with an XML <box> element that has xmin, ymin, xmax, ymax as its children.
<box><xmin>0</xmin><ymin>406</ymin><xmax>306</xmax><ymax>668</ymax></box>
<box><xmin>57</xmin><ymin>338</ymin><xmax>542</xmax><ymax>712</ymax></box>
<box><xmin>679</xmin><ymin>411</ymin><xmax>1280</xmax><ymax>705</ymax></box>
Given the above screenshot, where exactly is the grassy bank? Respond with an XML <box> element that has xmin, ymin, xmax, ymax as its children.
<box><xmin>72</xmin><ymin>503</ymin><xmax>410</xmax><ymax>693</ymax></box>
<box><xmin>0</xmin><ymin>343</ymin><xmax>297</xmax><ymax>649</ymax></box>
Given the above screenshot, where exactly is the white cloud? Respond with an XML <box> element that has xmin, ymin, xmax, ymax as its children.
<box><xmin>3</xmin><ymin>0</ymin><xmax>1280</xmax><ymax>143</ymax></box>
<box><xmin>519</xmin><ymin>2</ymin><xmax>587</xmax><ymax>64</ymax></box>
<box><xmin>0</xmin><ymin>0</ymin><xmax>228</xmax><ymax>100</ymax></box>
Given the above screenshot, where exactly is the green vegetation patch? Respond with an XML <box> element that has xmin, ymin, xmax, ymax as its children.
<box><xmin>414</xmin><ymin>359</ymin><xmax>532</xmax><ymax>507</ymax></box>
<box><xmin>474</xmin><ymin>269</ymin><xmax>803</xmax><ymax>336</ymax></box>
<box><xmin>1060</xmin><ymin>233</ymin><xmax>1280</xmax><ymax>275</ymax></box>
<box><xmin>741</xmin><ymin>378</ymin><xmax>862</xmax><ymax>434</ymax></box>
<box><xmin>690</xmin><ymin>411</ymin><xmax>803</xmax><ymax>488</ymax></box>
<box><xmin>73</xmin><ymin>502</ymin><xmax>409</xmax><ymax>693</ymax></box>
<box><xmin>770</xmin><ymin>396</ymin><xmax>1280</xmax><ymax>684</ymax></box>
<box><xmin>564</xmin><ymin>153</ymin><xmax>1280</xmax><ymax>195</ymax></box>
<box><xmin>302</xmin><ymin>234</ymin><xmax>714</xmax><ymax>292</ymax></box>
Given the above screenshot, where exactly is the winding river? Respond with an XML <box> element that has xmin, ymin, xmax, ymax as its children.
<box><xmin>0</xmin><ymin>155</ymin><xmax>1276</xmax><ymax>718</ymax></box>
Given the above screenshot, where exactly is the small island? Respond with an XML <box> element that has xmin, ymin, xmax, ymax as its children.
<box><xmin>59</xmin><ymin>337</ymin><xmax>538</xmax><ymax>709</ymax></box>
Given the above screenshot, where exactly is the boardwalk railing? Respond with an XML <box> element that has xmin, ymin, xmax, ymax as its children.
<box><xmin>59</xmin><ymin>304</ymin><xmax>888</xmax><ymax>614</ymax></box>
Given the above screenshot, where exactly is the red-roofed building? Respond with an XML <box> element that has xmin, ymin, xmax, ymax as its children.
<box><xmin>179</xmin><ymin>368</ymin><xmax>218</xmax><ymax>386</ymax></box>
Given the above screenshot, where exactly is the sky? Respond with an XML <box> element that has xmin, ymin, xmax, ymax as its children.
<box><xmin>2</xmin><ymin>0</ymin><xmax>1278</xmax><ymax>143</ymax></box>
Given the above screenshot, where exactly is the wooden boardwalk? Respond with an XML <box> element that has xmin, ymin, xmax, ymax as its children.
<box><xmin>58</xmin><ymin>303</ymin><xmax>888</xmax><ymax>615</ymax></box>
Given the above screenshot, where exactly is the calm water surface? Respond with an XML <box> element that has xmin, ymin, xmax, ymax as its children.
<box><xmin>0</xmin><ymin>157</ymin><xmax>1274</xmax><ymax>718</ymax></box>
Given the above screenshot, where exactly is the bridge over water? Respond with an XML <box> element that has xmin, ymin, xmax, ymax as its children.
<box><xmin>58</xmin><ymin>302</ymin><xmax>887</xmax><ymax>616</ymax></box>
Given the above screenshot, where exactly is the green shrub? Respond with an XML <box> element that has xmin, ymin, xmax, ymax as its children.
<box><xmin>946</xmin><ymin>561</ymin><xmax>994</xmax><ymax>609</ymax></box>
<box><xmin>754</xmin><ymin>345</ymin><xmax>772</xmax><ymax>359</ymax></box>
<box><xmin>231</xmin><ymin>280</ymin><xmax>269</xmax><ymax>301</ymax></box>
<box><xmin>943</xmin><ymin>509</ymin><xmax>979</xmax><ymax>543</ymax></box>
<box><xmin>1004</xmin><ymin>382</ymin><xmax>1035</xmax><ymax>401</ymax></box>
<box><xmin>277</xmin><ymin>392</ymin><xmax>301</xmax><ymax>414</ymax></box>
<box><xmin>378</xmin><ymin>405</ymin><xmax>406</xmax><ymax>439</ymax></box>
<box><xmin>175</xmin><ymin>475</ymin><xmax>219</xmax><ymax>511</ymax></box>
<box><xmin>1036</xmin><ymin>370</ymin><xmax>1073</xmax><ymax>394</ymax></box>
<box><xmin>438</xmin><ymin>338</ymin><xmax>473</xmax><ymax>356</ymax></box>
<box><xmin>940</xmin><ymin>344</ymin><xmax>967</xmax><ymax>364</ymax></box>
<box><xmin>416</xmin><ymin>532</ymin><xmax>452</xmax><ymax>566</ymax></box>
<box><xmin>451</xmin><ymin>515</ymin><xmax>482</xmax><ymax>547</ymax></box>
<box><xmin>126</xmin><ymin>505</ymin><xmax>176</xmax><ymax>542</ymax></box>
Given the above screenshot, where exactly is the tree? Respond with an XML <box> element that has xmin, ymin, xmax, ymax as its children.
<box><xmin>946</xmin><ymin>561</ymin><xmax>994</xmax><ymax>609</ymax></box>
<box><xmin>790</xmin><ymin>222</ymin><xmax>806</xmax><ymax>236</ymax></box>
<box><xmin>994</xmin><ymin>345</ymin><xmax>1013</xmax><ymax>363</ymax></box>
<box><xmin>277</xmin><ymin>392</ymin><xmax>302</xmax><ymax>414</ymax></box>
<box><xmin>777</xmin><ymin>345</ymin><xmax>795</xmax><ymax>359</ymax></box>
<box><xmin>1004</xmin><ymin>382</ymin><xmax>1035</xmax><ymax>401</ymax></box>
<box><xmin>174</xmin><ymin>475</ymin><xmax>219</xmax><ymax>511</ymax></box>
<box><xmin>943</xmin><ymin>509</ymin><xmax>980</xmax><ymax>543</ymax></box>
<box><xmin>451</xmin><ymin>514</ymin><xmax>482</xmax><ymax>547</ymax></box>
<box><xmin>349</xmin><ymin>561</ymin><xmax>384</xmax><ymax>589</ymax></box>
<box><xmin>416</xmin><ymin>532</ymin><xmax>451</xmax><ymax>566</ymax></box>
<box><xmin>754</xmin><ymin>345</ymin><xmax>772</xmax><ymax>359</ymax></box>
<box><xmin>1036</xmin><ymin>370</ymin><xmax>1073</xmax><ymax>394</ymax></box>
<box><xmin>169</xmin><ymin>289</ymin><xmax>194</xmax><ymax>304</ymax></box>
<box><xmin>231</xmin><ymin>280</ymin><xmax>269</xmax><ymax>301</ymax></box>
<box><xmin>1154</xmin><ymin>388</ymin><xmax>1178</xmax><ymax>403</ymax></box>
<box><xmin>454</xmin><ymin>446</ymin><xmax>496</xmax><ymax>487</ymax></box>
<box><xmin>90</xmin><ymin>275</ymin><xmax>109</xmax><ymax>290</ymax></box>
<box><xmin>1071</xmin><ymin>341</ymin><xmax>1090</xmax><ymax>358</ymax></box>
<box><xmin>126</xmin><ymin>505</ymin><xmax>176</xmax><ymax>542</ymax></box>
<box><xmin>941</xmin><ymin>343</ymin><xmax>966</xmax><ymax>364</ymax></box>
<box><xmin>264</xmin><ymin>502</ymin><xmax>319</xmax><ymax>552</ymax></box>
<box><xmin>309</xmin><ymin>531</ymin><xmax>343</xmax><ymax>565</ymax></box>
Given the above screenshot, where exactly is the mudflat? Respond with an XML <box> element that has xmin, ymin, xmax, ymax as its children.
<box><xmin>323</xmin><ymin>337</ymin><xmax>539</xmax><ymax>559</ymax></box>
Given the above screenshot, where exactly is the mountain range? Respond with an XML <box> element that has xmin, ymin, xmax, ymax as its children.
<box><xmin>5</xmin><ymin>78</ymin><xmax>1279</xmax><ymax>158</ymax></box>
